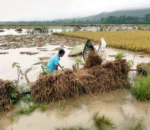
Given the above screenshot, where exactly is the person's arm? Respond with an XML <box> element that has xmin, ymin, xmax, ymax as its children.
<box><xmin>58</xmin><ymin>64</ymin><xmax>64</xmax><ymax>69</ymax></box>
<box><xmin>55</xmin><ymin>64</ymin><xmax>63</xmax><ymax>71</ymax></box>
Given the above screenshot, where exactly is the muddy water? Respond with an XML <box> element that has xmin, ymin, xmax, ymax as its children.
<box><xmin>1</xmin><ymin>45</ymin><xmax>150</xmax><ymax>83</ymax></box>
<box><xmin>0</xmin><ymin>89</ymin><xmax>150</xmax><ymax>130</ymax></box>
<box><xmin>0</xmin><ymin>29</ymin><xmax>27</xmax><ymax>36</ymax></box>
<box><xmin>94</xmin><ymin>45</ymin><xmax>150</xmax><ymax>67</ymax></box>
<box><xmin>105</xmin><ymin>47</ymin><xmax>150</xmax><ymax>68</ymax></box>
<box><xmin>0</xmin><ymin>45</ymin><xmax>76</xmax><ymax>83</ymax></box>
<box><xmin>94</xmin><ymin>46</ymin><xmax>150</xmax><ymax>78</ymax></box>
<box><xmin>0</xmin><ymin>27</ymin><xmax>75</xmax><ymax>36</ymax></box>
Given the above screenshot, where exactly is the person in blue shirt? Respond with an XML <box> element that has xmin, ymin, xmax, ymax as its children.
<box><xmin>47</xmin><ymin>49</ymin><xmax>65</xmax><ymax>72</ymax></box>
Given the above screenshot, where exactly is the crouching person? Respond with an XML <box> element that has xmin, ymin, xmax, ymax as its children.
<box><xmin>47</xmin><ymin>49</ymin><xmax>65</xmax><ymax>72</ymax></box>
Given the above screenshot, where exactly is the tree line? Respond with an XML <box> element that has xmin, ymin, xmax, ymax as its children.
<box><xmin>0</xmin><ymin>14</ymin><xmax>150</xmax><ymax>25</ymax></box>
<box><xmin>100</xmin><ymin>14</ymin><xmax>150</xmax><ymax>24</ymax></box>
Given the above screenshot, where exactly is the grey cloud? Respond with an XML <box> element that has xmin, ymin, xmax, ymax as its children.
<box><xmin>0</xmin><ymin>0</ymin><xmax>149</xmax><ymax>21</ymax></box>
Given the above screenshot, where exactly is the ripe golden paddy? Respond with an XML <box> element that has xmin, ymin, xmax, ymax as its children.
<box><xmin>56</xmin><ymin>31</ymin><xmax>150</xmax><ymax>53</ymax></box>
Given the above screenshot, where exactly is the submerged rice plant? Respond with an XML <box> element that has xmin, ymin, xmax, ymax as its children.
<box><xmin>93</xmin><ymin>112</ymin><xmax>115</xmax><ymax>130</ymax></box>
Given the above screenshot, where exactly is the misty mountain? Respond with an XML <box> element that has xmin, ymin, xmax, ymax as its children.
<box><xmin>58</xmin><ymin>8</ymin><xmax>150</xmax><ymax>23</ymax></box>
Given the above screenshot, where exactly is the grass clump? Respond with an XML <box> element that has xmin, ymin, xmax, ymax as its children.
<box><xmin>10</xmin><ymin>92</ymin><xmax>19</xmax><ymax>104</ymax></box>
<box><xmin>38</xmin><ymin>64</ymin><xmax>48</xmax><ymax>78</ymax></box>
<box><xmin>131</xmin><ymin>76</ymin><xmax>150</xmax><ymax>100</ymax></box>
<box><xmin>22</xmin><ymin>95</ymin><xmax>31</xmax><ymax>103</ymax></box>
<box><xmin>93</xmin><ymin>112</ymin><xmax>115</xmax><ymax>130</ymax></box>
<box><xmin>10</xmin><ymin>117</ymin><xmax>15</xmax><ymax>123</ymax></box>
<box><xmin>115</xmin><ymin>52</ymin><xmax>125</xmax><ymax>59</ymax></box>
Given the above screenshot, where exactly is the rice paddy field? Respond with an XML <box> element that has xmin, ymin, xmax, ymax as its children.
<box><xmin>55</xmin><ymin>31</ymin><xmax>150</xmax><ymax>54</ymax></box>
<box><xmin>1</xmin><ymin>26</ymin><xmax>150</xmax><ymax>130</ymax></box>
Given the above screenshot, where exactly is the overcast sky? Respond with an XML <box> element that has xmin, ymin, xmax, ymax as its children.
<box><xmin>0</xmin><ymin>0</ymin><xmax>150</xmax><ymax>21</ymax></box>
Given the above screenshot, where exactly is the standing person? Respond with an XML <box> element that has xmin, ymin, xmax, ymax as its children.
<box><xmin>47</xmin><ymin>49</ymin><xmax>65</xmax><ymax>72</ymax></box>
<box><xmin>98</xmin><ymin>38</ymin><xmax>107</xmax><ymax>52</ymax></box>
<box><xmin>98</xmin><ymin>38</ymin><xmax>107</xmax><ymax>60</ymax></box>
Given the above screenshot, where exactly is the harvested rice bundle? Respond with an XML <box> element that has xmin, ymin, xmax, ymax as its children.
<box><xmin>0</xmin><ymin>80</ymin><xmax>20</xmax><ymax>112</ymax></box>
<box><xmin>31</xmin><ymin>59</ymin><xmax>130</xmax><ymax>103</ymax></box>
<box><xmin>81</xmin><ymin>59</ymin><xmax>129</xmax><ymax>93</ymax></box>
<box><xmin>84</xmin><ymin>51</ymin><xmax>102</xmax><ymax>68</ymax></box>
<box><xmin>137</xmin><ymin>62</ymin><xmax>150</xmax><ymax>76</ymax></box>
<box><xmin>31</xmin><ymin>70</ymin><xmax>82</xmax><ymax>103</ymax></box>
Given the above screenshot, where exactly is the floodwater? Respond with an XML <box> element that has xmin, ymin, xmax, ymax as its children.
<box><xmin>0</xmin><ymin>27</ymin><xmax>74</xmax><ymax>36</ymax></box>
<box><xmin>0</xmin><ymin>44</ymin><xmax>150</xmax><ymax>130</ymax></box>
<box><xmin>0</xmin><ymin>29</ymin><xmax>27</xmax><ymax>36</ymax></box>
<box><xmin>0</xmin><ymin>44</ymin><xmax>150</xmax><ymax>84</ymax></box>
<box><xmin>1</xmin><ymin>25</ymin><xmax>148</xmax><ymax>36</ymax></box>
<box><xmin>0</xmin><ymin>45</ymin><xmax>75</xmax><ymax>83</ymax></box>
<box><xmin>94</xmin><ymin>45</ymin><xmax>150</xmax><ymax>69</ymax></box>
<box><xmin>0</xmin><ymin>89</ymin><xmax>150</xmax><ymax>130</ymax></box>
<box><xmin>104</xmin><ymin>47</ymin><xmax>150</xmax><ymax>68</ymax></box>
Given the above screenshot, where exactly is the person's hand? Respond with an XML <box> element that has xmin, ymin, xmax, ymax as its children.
<box><xmin>61</xmin><ymin>66</ymin><xmax>64</xmax><ymax>69</ymax></box>
<box><xmin>60</xmin><ymin>66</ymin><xmax>64</xmax><ymax>70</ymax></box>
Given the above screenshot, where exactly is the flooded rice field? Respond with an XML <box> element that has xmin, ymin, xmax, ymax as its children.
<box><xmin>1</xmin><ymin>25</ymin><xmax>150</xmax><ymax>36</ymax></box>
<box><xmin>0</xmin><ymin>45</ymin><xmax>75</xmax><ymax>82</ymax></box>
<box><xmin>0</xmin><ymin>27</ymin><xmax>75</xmax><ymax>36</ymax></box>
<box><xmin>1</xmin><ymin>89</ymin><xmax>150</xmax><ymax>130</ymax></box>
<box><xmin>0</xmin><ymin>42</ymin><xmax>150</xmax><ymax>83</ymax></box>
<box><xmin>0</xmin><ymin>34</ymin><xmax>150</xmax><ymax>130</ymax></box>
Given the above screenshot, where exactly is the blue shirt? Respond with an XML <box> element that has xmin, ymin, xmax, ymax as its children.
<box><xmin>47</xmin><ymin>54</ymin><xmax>60</xmax><ymax>72</ymax></box>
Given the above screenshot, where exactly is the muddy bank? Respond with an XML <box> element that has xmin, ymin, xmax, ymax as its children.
<box><xmin>0</xmin><ymin>35</ymin><xmax>86</xmax><ymax>50</ymax></box>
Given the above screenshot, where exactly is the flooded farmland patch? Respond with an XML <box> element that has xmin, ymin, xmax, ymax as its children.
<box><xmin>0</xmin><ymin>34</ymin><xmax>150</xmax><ymax>130</ymax></box>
